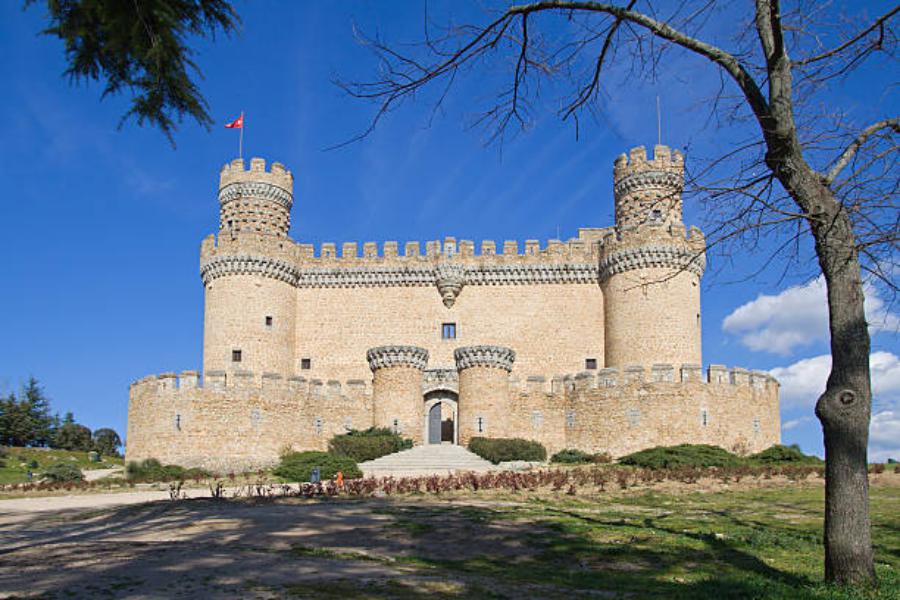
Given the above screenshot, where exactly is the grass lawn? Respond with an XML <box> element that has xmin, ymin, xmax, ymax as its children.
<box><xmin>0</xmin><ymin>446</ymin><xmax>123</xmax><ymax>483</ymax></box>
<box><xmin>277</xmin><ymin>481</ymin><xmax>899</xmax><ymax>599</ymax></box>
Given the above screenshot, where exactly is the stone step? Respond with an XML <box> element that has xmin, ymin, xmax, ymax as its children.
<box><xmin>359</xmin><ymin>444</ymin><xmax>497</xmax><ymax>477</ymax></box>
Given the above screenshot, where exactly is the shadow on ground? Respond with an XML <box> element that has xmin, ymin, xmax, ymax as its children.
<box><xmin>0</xmin><ymin>493</ymin><xmax>889</xmax><ymax>599</ymax></box>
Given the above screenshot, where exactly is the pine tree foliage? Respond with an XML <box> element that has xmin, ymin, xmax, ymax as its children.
<box><xmin>26</xmin><ymin>0</ymin><xmax>240</xmax><ymax>141</ymax></box>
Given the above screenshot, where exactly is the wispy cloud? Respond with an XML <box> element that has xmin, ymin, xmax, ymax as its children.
<box><xmin>722</xmin><ymin>276</ymin><xmax>899</xmax><ymax>355</ymax></box>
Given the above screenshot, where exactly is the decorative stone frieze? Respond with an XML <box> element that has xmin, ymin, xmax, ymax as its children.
<box><xmin>435</xmin><ymin>260</ymin><xmax>465</xmax><ymax>307</ymax></box>
<box><xmin>598</xmin><ymin>244</ymin><xmax>705</xmax><ymax>281</ymax></box>
<box><xmin>218</xmin><ymin>181</ymin><xmax>293</xmax><ymax>209</ymax></box>
<box><xmin>422</xmin><ymin>368</ymin><xmax>459</xmax><ymax>393</ymax></box>
<box><xmin>366</xmin><ymin>345</ymin><xmax>429</xmax><ymax>371</ymax></box>
<box><xmin>454</xmin><ymin>345</ymin><xmax>516</xmax><ymax>372</ymax></box>
<box><xmin>465</xmin><ymin>263</ymin><xmax>598</xmax><ymax>285</ymax></box>
<box><xmin>613</xmin><ymin>170</ymin><xmax>683</xmax><ymax>198</ymax></box>
<box><xmin>200</xmin><ymin>254</ymin><xmax>299</xmax><ymax>286</ymax></box>
<box><xmin>202</xmin><ymin>257</ymin><xmax>600</xmax><ymax>289</ymax></box>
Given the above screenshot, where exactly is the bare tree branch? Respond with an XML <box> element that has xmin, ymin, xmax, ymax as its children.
<box><xmin>824</xmin><ymin>116</ymin><xmax>900</xmax><ymax>184</ymax></box>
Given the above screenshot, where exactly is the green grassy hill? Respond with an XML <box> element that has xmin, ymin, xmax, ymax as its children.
<box><xmin>0</xmin><ymin>446</ymin><xmax>123</xmax><ymax>484</ymax></box>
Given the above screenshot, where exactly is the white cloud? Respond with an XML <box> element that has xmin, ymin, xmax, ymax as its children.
<box><xmin>770</xmin><ymin>352</ymin><xmax>900</xmax><ymax>463</ymax></box>
<box><xmin>770</xmin><ymin>351</ymin><xmax>900</xmax><ymax>409</ymax></box>
<box><xmin>782</xmin><ymin>416</ymin><xmax>814</xmax><ymax>431</ymax></box>
<box><xmin>869</xmin><ymin>411</ymin><xmax>900</xmax><ymax>463</ymax></box>
<box><xmin>723</xmin><ymin>277</ymin><xmax>899</xmax><ymax>355</ymax></box>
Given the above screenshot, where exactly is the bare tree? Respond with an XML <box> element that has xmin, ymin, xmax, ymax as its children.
<box><xmin>340</xmin><ymin>0</ymin><xmax>899</xmax><ymax>585</ymax></box>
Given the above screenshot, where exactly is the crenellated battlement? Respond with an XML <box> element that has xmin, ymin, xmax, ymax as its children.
<box><xmin>613</xmin><ymin>144</ymin><xmax>684</xmax><ymax>183</ymax></box>
<box><xmin>199</xmin><ymin>230</ymin><xmax>610</xmax><ymax>289</ymax></box>
<box><xmin>508</xmin><ymin>364</ymin><xmax>777</xmax><ymax>394</ymax></box>
<box><xmin>598</xmin><ymin>221</ymin><xmax>706</xmax><ymax>282</ymax></box>
<box><xmin>219</xmin><ymin>157</ymin><xmax>293</xmax><ymax>192</ymax></box>
<box><xmin>130</xmin><ymin>370</ymin><xmax>372</xmax><ymax>398</ymax></box>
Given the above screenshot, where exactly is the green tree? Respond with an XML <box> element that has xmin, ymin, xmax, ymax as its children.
<box><xmin>92</xmin><ymin>428</ymin><xmax>122</xmax><ymax>457</ymax></box>
<box><xmin>26</xmin><ymin>0</ymin><xmax>240</xmax><ymax>142</ymax></box>
<box><xmin>0</xmin><ymin>378</ymin><xmax>55</xmax><ymax>447</ymax></box>
<box><xmin>21</xmin><ymin>377</ymin><xmax>55</xmax><ymax>446</ymax></box>
<box><xmin>55</xmin><ymin>422</ymin><xmax>93</xmax><ymax>452</ymax></box>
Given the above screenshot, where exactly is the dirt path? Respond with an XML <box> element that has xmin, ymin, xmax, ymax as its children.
<box><xmin>0</xmin><ymin>491</ymin><xmax>557</xmax><ymax>599</ymax></box>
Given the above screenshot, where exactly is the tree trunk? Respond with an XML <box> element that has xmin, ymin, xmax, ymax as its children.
<box><xmin>792</xmin><ymin>167</ymin><xmax>876</xmax><ymax>584</ymax></box>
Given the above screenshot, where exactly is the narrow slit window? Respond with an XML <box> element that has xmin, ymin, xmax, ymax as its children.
<box><xmin>232</xmin><ymin>349</ymin><xmax>242</xmax><ymax>363</ymax></box>
<box><xmin>476</xmin><ymin>416</ymin><xmax>486</xmax><ymax>433</ymax></box>
<box><xmin>442</xmin><ymin>322</ymin><xmax>457</xmax><ymax>339</ymax></box>
<box><xmin>701</xmin><ymin>409</ymin><xmax>709</xmax><ymax>427</ymax></box>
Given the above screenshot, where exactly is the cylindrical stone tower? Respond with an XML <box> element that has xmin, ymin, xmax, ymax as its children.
<box><xmin>599</xmin><ymin>145</ymin><xmax>706</xmax><ymax>369</ymax></box>
<box><xmin>218</xmin><ymin>157</ymin><xmax>293</xmax><ymax>236</ymax></box>
<box><xmin>200</xmin><ymin>158</ymin><xmax>297</xmax><ymax>377</ymax></box>
<box><xmin>367</xmin><ymin>345</ymin><xmax>429</xmax><ymax>444</ymax></box>
<box><xmin>455</xmin><ymin>345</ymin><xmax>515</xmax><ymax>446</ymax></box>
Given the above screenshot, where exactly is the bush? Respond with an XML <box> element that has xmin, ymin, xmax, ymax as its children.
<box><xmin>619</xmin><ymin>444</ymin><xmax>743</xmax><ymax>469</ymax></box>
<box><xmin>468</xmin><ymin>437</ymin><xmax>547</xmax><ymax>464</ymax></box>
<box><xmin>551</xmin><ymin>449</ymin><xmax>595</xmax><ymax>464</ymax></box>
<box><xmin>750</xmin><ymin>444</ymin><xmax>822</xmax><ymax>465</ymax></box>
<box><xmin>126</xmin><ymin>458</ymin><xmax>209</xmax><ymax>482</ymax></box>
<box><xmin>328</xmin><ymin>427</ymin><xmax>413</xmax><ymax>462</ymax></box>
<box><xmin>42</xmin><ymin>463</ymin><xmax>84</xmax><ymax>483</ymax></box>
<box><xmin>273</xmin><ymin>451</ymin><xmax>361</xmax><ymax>482</ymax></box>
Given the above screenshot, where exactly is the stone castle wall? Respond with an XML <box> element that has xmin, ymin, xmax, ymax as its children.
<box><xmin>125</xmin><ymin>145</ymin><xmax>781</xmax><ymax>471</ymax></box>
<box><xmin>125</xmin><ymin>363</ymin><xmax>779</xmax><ymax>471</ymax></box>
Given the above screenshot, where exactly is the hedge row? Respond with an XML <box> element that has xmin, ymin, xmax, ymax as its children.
<box><xmin>468</xmin><ymin>437</ymin><xmax>547</xmax><ymax>464</ymax></box>
<box><xmin>328</xmin><ymin>427</ymin><xmax>413</xmax><ymax>462</ymax></box>
<box><xmin>273</xmin><ymin>451</ymin><xmax>361</xmax><ymax>482</ymax></box>
<box><xmin>618</xmin><ymin>444</ymin><xmax>822</xmax><ymax>469</ymax></box>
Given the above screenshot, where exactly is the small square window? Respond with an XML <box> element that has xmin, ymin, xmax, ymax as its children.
<box><xmin>442</xmin><ymin>323</ymin><xmax>457</xmax><ymax>339</ymax></box>
<box><xmin>265</xmin><ymin>316</ymin><xmax>273</xmax><ymax>327</ymax></box>
<box><xmin>232</xmin><ymin>349</ymin><xmax>242</xmax><ymax>363</ymax></box>
<box><xmin>585</xmin><ymin>358</ymin><xmax>598</xmax><ymax>370</ymax></box>
<box><xmin>301</xmin><ymin>358</ymin><xmax>311</xmax><ymax>370</ymax></box>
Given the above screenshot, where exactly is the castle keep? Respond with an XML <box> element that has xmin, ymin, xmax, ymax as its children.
<box><xmin>126</xmin><ymin>145</ymin><xmax>780</xmax><ymax>471</ymax></box>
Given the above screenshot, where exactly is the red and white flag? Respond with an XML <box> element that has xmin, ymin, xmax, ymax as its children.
<box><xmin>224</xmin><ymin>114</ymin><xmax>243</xmax><ymax>129</ymax></box>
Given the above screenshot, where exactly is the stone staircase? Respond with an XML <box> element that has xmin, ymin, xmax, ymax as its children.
<box><xmin>359</xmin><ymin>444</ymin><xmax>497</xmax><ymax>478</ymax></box>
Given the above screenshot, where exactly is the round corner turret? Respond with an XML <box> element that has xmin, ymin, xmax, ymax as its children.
<box><xmin>613</xmin><ymin>144</ymin><xmax>684</xmax><ymax>230</ymax></box>
<box><xmin>218</xmin><ymin>157</ymin><xmax>294</xmax><ymax>238</ymax></box>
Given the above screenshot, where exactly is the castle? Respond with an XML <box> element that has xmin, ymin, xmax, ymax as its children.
<box><xmin>125</xmin><ymin>144</ymin><xmax>780</xmax><ymax>471</ymax></box>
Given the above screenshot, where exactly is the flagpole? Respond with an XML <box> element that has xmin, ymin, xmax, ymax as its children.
<box><xmin>239</xmin><ymin>111</ymin><xmax>244</xmax><ymax>159</ymax></box>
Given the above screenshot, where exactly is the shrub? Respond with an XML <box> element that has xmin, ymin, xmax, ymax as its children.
<box><xmin>618</xmin><ymin>444</ymin><xmax>742</xmax><ymax>469</ymax></box>
<box><xmin>328</xmin><ymin>427</ymin><xmax>413</xmax><ymax>462</ymax></box>
<box><xmin>126</xmin><ymin>458</ymin><xmax>209</xmax><ymax>482</ymax></box>
<box><xmin>551</xmin><ymin>449</ymin><xmax>594</xmax><ymax>464</ymax></box>
<box><xmin>750</xmin><ymin>445</ymin><xmax>822</xmax><ymax>465</ymax></box>
<box><xmin>42</xmin><ymin>463</ymin><xmax>84</xmax><ymax>483</ymax></box>
<box><xmin>273</xmin><ymin>451</ymin><xmax>361</xmax><ymax>482</ymax></box>
<box><xmin>468</xmin><ymin>437</ymin><xmax>547</xmax><ymax>464</ymax></box>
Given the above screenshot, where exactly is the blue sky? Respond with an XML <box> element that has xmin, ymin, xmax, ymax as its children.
<box><xmin>1</xmin><ymin>1</ymin><xmax>896</xmax><ymax>459</ymax></box>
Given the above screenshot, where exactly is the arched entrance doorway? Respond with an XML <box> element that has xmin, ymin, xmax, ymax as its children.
<box><xmin>423</xmin><ymin>391</ymin><xmax>458</xmax><ymax>445</ymax></box>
